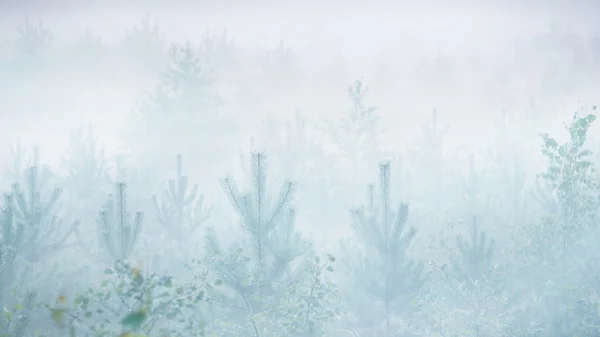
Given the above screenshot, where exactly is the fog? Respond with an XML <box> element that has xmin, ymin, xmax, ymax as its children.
<box><xmin>0</xmin><ymin>2</ymin><xmax>600</xmax><ymax>336</ymax></box>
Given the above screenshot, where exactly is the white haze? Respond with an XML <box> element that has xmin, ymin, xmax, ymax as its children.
<box><xmin>0</xmin><ymin>1</ymin><xmax>599</xmax><ymax>243</ymax></box>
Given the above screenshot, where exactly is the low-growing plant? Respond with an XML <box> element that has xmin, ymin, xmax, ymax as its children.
<box><xmin>46</xmin><ymin>260</ymin><xmax>207</xmax><ymax>337</ymax></box>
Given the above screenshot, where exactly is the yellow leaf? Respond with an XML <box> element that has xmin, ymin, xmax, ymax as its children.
<box><xmin>50</xmin><ymin>308</ymin><xmax>67</xmax><ymax>326</ymax></box>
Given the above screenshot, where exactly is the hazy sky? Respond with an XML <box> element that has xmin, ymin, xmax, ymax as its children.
<box><xmin>0</xmin><ymin>0</ymin><xmax>598</xmax><ymax>168</ymax></box>
<box><xmin>1</xmin><ymin>1</ymin><xmax>599</xmax><ymax>54</ymax></box>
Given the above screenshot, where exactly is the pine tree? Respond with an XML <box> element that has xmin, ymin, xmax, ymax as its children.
<box><xmin>204</xmin><ymin>152</ymin><xmax>317</xmax><ymax>336</ymax></box>
<box><xmin>152</xmin><ymin>154</ymin><xmax>211</xmax><ymax>265</ymax></box>
<box><xmin>126</xmin><ymin>40</ymin><xmax>223</xmax><ymax>174</ymax></box>
<box><xmin>262</xmin><ymin>39</ymin><xmax>295</xmax><ymax>81</ymax></box>
<box><xmin>318</xmin><ymin>79</ymin><xmax>380</xmax><ymax>168</ymax></box>
<box><xmin>409</xmin><ymin>109</ymin><xmax>451</xmax><ymax>206</ymax></box>
<box><xmin>498</xmin><ymin>155</ymin><xmax>528</xmax><ymax>226</ymax></box>
<box><xmin>61</xmin><ymin>125</ymin><xmax>110</xmax><ymax>216</ymax></box>
<box><xmin>8</xmin><ymin>146</ymin><xmax>79</xmax><ymax>263</ymax></box>
<box><xmin>315</xmin><ymin>79</ymin><xmax>383</xmax><ymax>229</ymax></box>
<box><xmin>76</xmin><ymin>182</ymin><xmax>143</xmax><ymax>264</ymax></box>
<box><xmin>4</xmin><ymin>139</ymin><xmax>26</xmax><ymax>185</ymax></box>
<box><xmin>98</xmin><ymin>182</ymin><xmax>144</xmax><ymax>262</ymax></box>
<box><xmin>15</xmin><ymin>20</ymin><xmax>52</xmax><ymax>56</ymax></box>
<box><xmin>345</xmin><ymin>162</ymin><xmax>424</xmax><ymax>337</ymax></box>
<box><xmin>0</xmin><ymin>147</ymin><xmax>71</xmax><ymax>337</ymax></box>
<box><xmin>450</xmin><ymin>215</ymin><xmax>495</xmax><ymax>281</ymax></box>
<box><xmin>198</xmin><ymin>28</ymin><xmax>236</xmax><ymax>71</ymax></box>
<box><xmin>0</xmin><ymin>194</ymin><xmax>27</xmax><ymax>296</ymax></box>
<box><xmin>119</xmin><ymin>13</ymin><xmax>165</xmax><ymax>72</ymax></box>
<box><xmin>410</xmin><ymin>109</ymin><xmax>449</xmax><ymax>171</ymax></box>
<box><xmin>153</xmin><ymin>154</ymin><xmax>211</xmax><ymax>240</ymax></box>
<box><xmin>460</xmin><ymin>154</ymin><xmax>488</xmax><ymax>211</ymax></box>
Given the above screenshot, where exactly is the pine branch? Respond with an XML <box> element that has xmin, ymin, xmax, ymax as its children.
<box><xmin>0</xmin><ymin>194</ymin><xmax>28</xmax><ymax>258</ymax></box>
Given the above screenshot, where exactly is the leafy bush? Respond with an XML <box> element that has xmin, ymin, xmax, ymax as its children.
<box><xmin>46</xmin><ymin>261</ymin><xmax>206</xmax><ymax>337</ymax></box>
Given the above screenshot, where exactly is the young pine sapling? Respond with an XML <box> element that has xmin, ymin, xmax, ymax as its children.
<box><xmin>153</xmin><ymin>154</ymin><xmax>211</xmax><ymax>242</ymax></box>
<box><xmin>498</xmin><ymin>155</ymin><xmax>528</xmax><ymax>226</ymax></box>
<box><xmin>345</xmin><ymin>162</ymin><xmax>424</xmax><ymax>337</ymax></box>
<box><xmin>61</xmin><ymin>125</ymin><xmax>110</xmax><ymax>205</ymax></box>
<box><xmin>3</xmin><ymin>139</ymin><xmax>26</xmax><ymax>185</ymax></box>
<box><xmin>318</xmin><ymin>79</ymin><xmax>380</xmax><ymax>168</ymax></box>
<box><xmin>97</xmin><ymin>182</ymin><xmax>144</xmax><ymax>262</ymax></box>
<box><xmin>10</xmin><ymin>147</ymin><xmax>79</xmax><ymax>263</ymax></box>
<box><xmin>204</xmin><ymin>152</ymin><xmax>314</xmax><ymax>337</ymax></box>
<box><xmin>450</xmin><ymin>215</ymin><xmax>495</xmax><ymax>282</ymax></box>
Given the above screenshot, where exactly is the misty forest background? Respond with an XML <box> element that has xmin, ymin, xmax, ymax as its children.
<box><xmin>1</xmin><ymin>4</ymin><xmax>600</xmax><ymax>337</ymax></box>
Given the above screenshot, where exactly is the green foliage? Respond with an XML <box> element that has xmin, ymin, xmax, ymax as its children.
<box><xmin>345</xmin><ymin>162</ymin><xmax>424</xmax><ymax>337</ymax></box>
<box><xmin>505</xmin><ymin>111</ymin><xmax>600</xmax><ymax>336</ymax></box>
<box><xmin>0</xmin><ymin>292</ymin><xmax>36</xmax><ymax>337</ymax></box>
<box><xmin>539</xmin><ymin>111</ymin><xmax>599</xmax><ymax>236</ymax></box>
<box><xmin>48</xmin><ymin>261</ymin><xmax>206</xmax><ymax>337</ymax></box>
<box><xmin>416</xmin><ymin>263</ymin><xmax>512</xmax><ymax>337</ymax></box>
<box><xmin>152</xmin><ymin>154</ymin><xmax>212</xmax><ymax>242</ymax></box>
<box><xmin>256</xmin><ymin>253</ymin><xmax>341</xmax><ymax>337</ymax></box>
<box><xmin>120</xmin><ymin>308</ymin><xmax>148</xmax><ymax>331</ymax></box>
